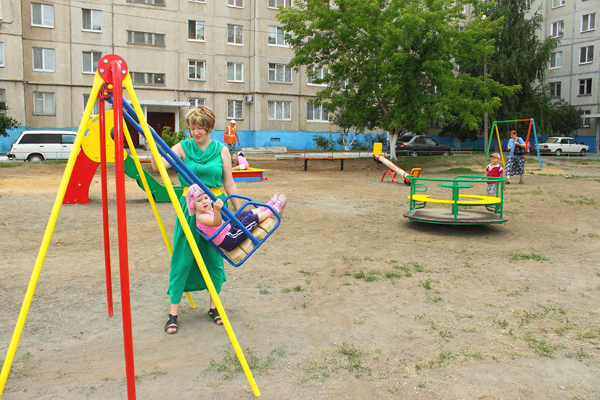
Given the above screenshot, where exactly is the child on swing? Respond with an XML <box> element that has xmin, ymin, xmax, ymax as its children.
<box><xmin>186</xmin><ymin>184</ymin><xmax>286</xmax><ymax>251</ymax></box>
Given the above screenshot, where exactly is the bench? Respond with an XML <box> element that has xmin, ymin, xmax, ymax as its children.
<box><xmin>300</xmin><ymin>157</ymin><xmax>350</xmax><ymax>171</ymax></box>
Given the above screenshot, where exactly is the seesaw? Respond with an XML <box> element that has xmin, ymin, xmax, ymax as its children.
<box><xmin>372</xmin><ymin>143</ymin><xmax>421</xmax><ymax>185</ymax></box>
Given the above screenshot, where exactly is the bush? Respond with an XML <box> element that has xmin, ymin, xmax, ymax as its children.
<box><xmin>313</xmin><ymin>135</ymin><xmax>336</xmax><ymax>151</ymax></box>
<box><xmin>161</xmin><ymin>124</ymin><xmax>187</xmax><ymax>148</ymax></box>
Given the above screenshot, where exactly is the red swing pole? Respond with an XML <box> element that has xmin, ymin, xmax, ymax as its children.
<box><xmin>98</xmin><ymin>91</ymin><xmax>114</xmax><ymax>318</ymax></box>
<box><xmin>107</xmin><ymin>56</ymin><xmax>137</xmax><ymax>399</ymax></box>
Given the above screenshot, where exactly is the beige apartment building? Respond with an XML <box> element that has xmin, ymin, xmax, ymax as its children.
<box><xmin>0</xmin><ymin>0</ymin><xmax>344</xmax><ymax>151</ymax></box>
<box><xmin>1</xmin><ymin>0</ymin><xmax>598</xmax><ymax>152</ymax></box>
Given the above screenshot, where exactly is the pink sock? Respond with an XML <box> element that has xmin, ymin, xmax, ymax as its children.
<box><xmin>258</xmin><ymin>206</ymin><xmax>276</xmax><ymax>217</ymax></box>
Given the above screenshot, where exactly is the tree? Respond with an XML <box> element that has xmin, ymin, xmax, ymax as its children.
<box><xmin>278</xmin><ymin>0</ymin><xmax>517</xmax><ymax>159</ymax></box>
<box><xmin>550</xmin><ymin>99</ymin><xmax>583</xmax><ymax>138</ymax></box>
<box><xmin>0</xmin><ymin>102</ymin><xmax>20</xmax><ymax>137</ymax></box>
<box><xmin>462</xmin><ymin>0</ymin><xmax>558</xmax><ymax>136</ymax></box>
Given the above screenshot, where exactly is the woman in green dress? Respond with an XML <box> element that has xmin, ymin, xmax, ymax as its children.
<box><xmin>151</xmin><ymin>106</ymin><xmax>240</xmax><ymax>334</ymax></box>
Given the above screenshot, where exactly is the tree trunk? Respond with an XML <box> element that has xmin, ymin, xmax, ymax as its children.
<box><xmin>388</xmin><ymin>129</ymin><xmax>401</xmax><ymax>160</ymax></box>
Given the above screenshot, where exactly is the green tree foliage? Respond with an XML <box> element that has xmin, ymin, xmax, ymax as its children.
<box><xmin>278</xmin><ymin>0</ymin><xmax>517</xmax><ymax>158</ymax></box>
<box><xmin>456</xmin><ymin>0</ymin><xmax>558</xmax><ymax>136</ymax></box>
<box><xmin>161</xmin><ymin>120</ymin><xmax>187</xmax><ymax>148</ymax></box>
<box><xmin>0</xmin><ymin>102</ymin><xmax>20</xmax><ymax>137</ymax></box>
<box><xmin>550</xmin><ymin>99</ymin><xmax>583</xmax><ymax>137</ymax></box>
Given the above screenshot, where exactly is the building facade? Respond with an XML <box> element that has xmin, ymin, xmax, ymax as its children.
<box><xmin>0</xmin><ymin>0</ymin><xmax>355</xmax><ymax>152</ymax></box>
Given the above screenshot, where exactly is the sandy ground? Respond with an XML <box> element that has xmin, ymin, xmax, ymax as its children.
<box><xmin>1</xmin><ymin>156</ymin><xmax>599</xmax><ymax>399</ymax></box>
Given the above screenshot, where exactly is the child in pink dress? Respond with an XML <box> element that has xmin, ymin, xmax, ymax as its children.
<box><xmin>186</xmin><ymin>184</ymin><xmax>285</xmax><ymax>251</ymax></box>
<box><xmin>232</xmin><ymin>151</ymin><xmax>250</xmax><ymax>170</ymax></box>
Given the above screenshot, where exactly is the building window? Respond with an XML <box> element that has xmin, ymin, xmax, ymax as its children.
<box><xmin>189</xmin><ymin>0</ymin><xmax>206</xmax><ymax>2</ymax></box>
<box><xmin>308</xmin><ymin>67</ymin><xmax>328</xmax><ymax>85</ymax></box>
<box><xmin>33</xmin><ymin>92</ymin><xmax>55</xmax><ymax>115</ymax></box>
<box><xmin>227</xmin><ymin>25</ymin><xmax>243</xmax><ymax>45</ymax></box>
<box><xmin>307</xmin><ymin>103</ymin><xmax>328</xmax><ymax>122</ymax></box>
<box><xmin>0</xmin><ymin>43</ymin><xmax>4</xmax><ymax>67</ymax></box>
<box><xmin>188</xmin><ymin>98</ymin><xmax>206</xmax><ymax>108</ymax></box>
<box><xmin>552</xmin><ymin>0</ymin><xmax>565</xmax><ymax>7</ymax></box>
<box><xmin>268</xmin><ymin>63</ymin><xmax>292</xmax><ymax>83</ymax></box>
<box><xmin>580</xmin><ymin>46</ymin><xmax>594</xmax><ymax>64</ymax></box>
<box><xmin>579</xmin><ymin>78</ymin><xmax>592</xmax><ymax>95</ymax></box>
<box><xmin>33</xmin><ymin>48</ymin><xmax>55</xmax><ymax>72</ymax></box>
<box><xmin>268</xmin><ymin>0</ymin><xmax>291</xmax><ymax>8</ymax></box>
<box><xmin>31</xmin><ymin>3</ymin><xmax>54</xmax><ymax>28</ymax></box>
<box><xmin>583</xmin><ymin>110</ymin><xmax>591</xmax><ymax>127</ymax></box>
<box><xmin>551</xmin><ymin>21</ymin><xmax>564</xmax><ymax>38</ymax></box>
<box><xmin>549</xmin><ymin>82</ymin><xmax>561</xmax><ymax>98</ymax></box>
<box><xmin>125</xmin><ymin>0</ymin><xmax>165</xmax><ymax>5</ymax></box>
<box><xmin>131</xmin><ymin>72</ymin><xmax>166</xmax><ymax>86</ymax></box>
<box><xmin>188</xmin><ymin>60</ymin><xmax>205</xmax><ymax>80</ymax></box>
<box><xmin>82</xmin><ymin>9</ymin><xmax>102</xmax><ymax>32</ymax></box>
<box><xmin>82</xmin><ymin>52</ymin><xmax>102</xmax><ymax>74</ymax></box>
<box><xmin>582</xmin><ymin>13</ymin><xmax>596</xmax><ymax>32</ymax></box>
<box><xmin>82</xmin><ymin>94</ymin><xmax>99</xmax><ymax>115</ymax></box>
<box><xmin>227</xmin><ymin>0</ymin><xmax>243</xmax><ymax>8</ymax></box>
<box><xmin>188</xmin><ymin>21</ymin><xmax>205</xmax><ymax>41</ymax></box>
<box><xmin>267</xmin><ymin>101</ymin><xmax>291</xmax><ymax>120</ymax></box>
<box><xmin>127</xmin><ymin>31</ymin><xmax>165</xmax><ymax>46</ymax></box>
<box><xmin>227</xmin><ymin>62</ymin><xmax>243</xmax><ymax>82</ymax></box>
<box><xmin>0</xmin><ymin>89</ymin><xmax>6</xmax><ymax>103</ymax></box>
<box><xmin>268</xmin><ymin>26</ymin><xmax>288</xmax><ymax>46</ymax></box>
<box><xmin>227</xmin><ymin>100</ymin><xmax>243</xmax><ymax>119</ymax></box>
<box><xmin>549</xmin><ymin>52</ymin><xmax>562</xmax><ymax>68</ymax></box>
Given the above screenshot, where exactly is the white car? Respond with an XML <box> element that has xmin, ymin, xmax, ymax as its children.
<box><xmin>536</xmin><ymin>137</ymin><xmax>589</xmax><ymax>156</ymax></box>
<box><xmin>7</xmin><ymin>130</ymin><xmax>76</xmax><ymax>161</ymax></box>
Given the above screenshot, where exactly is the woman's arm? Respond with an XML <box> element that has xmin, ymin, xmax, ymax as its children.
<box><xmin>220</xmin><ymin>146</ymin><xmax>241</xmax><ymax>211</ymax></box>
<box><xmin>150</xmin><ymin>142</ymin><xmax>185</xmax><ymax>172</ymax></box>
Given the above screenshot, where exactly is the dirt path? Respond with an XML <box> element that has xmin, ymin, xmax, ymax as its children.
<box><xmin>1</xmin><ymin>157</ymin><xmax>599</xmax><ymax>399</ymax></box>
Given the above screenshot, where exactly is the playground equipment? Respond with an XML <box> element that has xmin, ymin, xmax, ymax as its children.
<box><xmin>484</xmin><ymin>118</ymin><xmax>542</xmax><ymax>170</ymax></box>
<box><xmin>1</xmin><ymin>55</ymin><xmax>266</xmax><ymax>398</ymax></box>
<box><xmin>372</xmin><ymin>143</ymin><xmax>508</xmax><ymax>225</ymax></box>
<box><xmin>232</xmin><ymin>167</ymin><xmax>267</xmax><ymax>182</ymax></box>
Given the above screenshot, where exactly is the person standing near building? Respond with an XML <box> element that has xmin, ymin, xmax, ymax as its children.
<box><xmin>223</xmin><ymin>120</ymin><xmax>240</xmax><ymax>153</ymax></box>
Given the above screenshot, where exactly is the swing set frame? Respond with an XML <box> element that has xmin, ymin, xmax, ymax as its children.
<box><xmin>484</xmin><ymin>118</ymin><xmax>543</xmax><ymax>171</ymax></box>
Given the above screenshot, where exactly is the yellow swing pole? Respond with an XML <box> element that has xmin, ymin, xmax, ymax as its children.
<box><xmin>122</xmin><ymin>124</ymin><xmax>195</xmax><ymax>308</ymax></box>
<box><xmin>122</xmin><ymin>76</ymin><xmax>261</xmax><ymax>397</ymax></box>
<box><xmin>495</xmin><ymin>125</ymin><xmax>506</xmax><ymax>168</ymax></box>
<box><xmin>0</xmin><ymin>74</ymin><xmax>105</xmax><ymax>397</ymax></box>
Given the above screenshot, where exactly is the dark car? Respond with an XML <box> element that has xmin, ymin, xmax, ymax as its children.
<box><xmin>395</xmin><ymin>135</ymin><xmax>453</xmax><ymax>156</ymax></box>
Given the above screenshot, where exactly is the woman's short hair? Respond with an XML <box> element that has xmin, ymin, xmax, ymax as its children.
<box><xmin>185</xmin><ymin>106</ymin><xmax>216</xmax><ymax>133</ymax></box>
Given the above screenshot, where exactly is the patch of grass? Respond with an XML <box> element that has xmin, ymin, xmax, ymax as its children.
<box><xmin>427</xmin><ymin>296</ymin><xmax>443</xmax><ymax>303</ymax></box>
<box><xmin>283</xmin><ymin>261</ymin><xmax>292</xmax><ymax>265</ymax></box>
<box><xmin>419</xmin><ymin>279</ymin><xmax>433</xmax><ymax>290</ymax></box>
<box><xmin>587</xmin><ymin>232</ymin><xmax>599</xmax><ymax>238</ymax></box>
<box><xmin>11</xmin><ymin>352</ymin><xmax>39</xmax><ymax>379</ymax></box>
<box><xmin>576</xmin><ymin>348</ymin><xmax>589</xmax><ymax>361</ymax></box>
<box><xmin>510</xmin><ymin>251</ymin><xmax>549</xmax><ymax>261</ymax></box>
<box><xmin>554</xmin><ymin>323</ymin><xmax>573</xmax><ymax>336</ymax></box>
<box><xmin>342</xmin><ymin>255</ymin><xmax>361</xmax><ymax>263</ymax></box>
<box><xmin>134</xmin><ymin>367</ymin><xmax>167</xmax><ymax>382</ymax></box>
<box><xmin>281</xmin><ymin>287</ymin><xmax>291</xmax><ymax>293</ymax></box>
<box><xmin>353</xmin><ymin>271</ymin><xmax>365</xmax><ymax>279</ymax></box>
<box><xmin>438</xmin><ymin>167</ymin><xmax>479</xmax><ymax>175</ymax></box>
<box><xmin>206</xmin><ymin>347</ymin><xmax>285</xmax><ymax>380</ymax></box>
<box><xmin>259</xmin><ymin>288</ymin><xmax>269</xmax><ymax>294</ymax></box>
<box><xmin>525</xmin><ymin>334</ymin><xmax>554</xmax><ymax>356</ymax></box>
<box><xmin>496</xmin><ymin>319</ymin><xmax>509</xmax><ymax>328</ymax></box>
<box><xmin>462</xmin><ymin>347</ymin><xmax>484</xmax><ymax>359</ymax></box>
<box><xmin>293</xmin><ymin>285</ymin><xmax>304</xmax><ymax>292</ymax></box>
<box><xmin>427</xmin><ymin>348</ymin><xmax>455</xmax><ymax>367</ymax></box>
<box><xmin>576</xmin><ymin>328</ymin><xmax>599</xmax><ymax>339</ymax></box>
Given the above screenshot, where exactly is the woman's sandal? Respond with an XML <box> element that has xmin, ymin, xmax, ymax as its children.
<box><xmin>165</xmin><ymin>314</ymin><xmax>178</xmax><ymax>334</ymax></box>
<box><xmin>208</xmin><ymin>308</ymin><xmax>223</xmax><ymax>325</ymax></box>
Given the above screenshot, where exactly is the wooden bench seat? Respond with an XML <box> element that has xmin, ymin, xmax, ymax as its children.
<box><xmin>300</xmin><ymin>157</ymin><xmax>349</xmax><ymax>171</ymax></box>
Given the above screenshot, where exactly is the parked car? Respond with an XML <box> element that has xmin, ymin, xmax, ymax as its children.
<box><xmin>395</xmin><ymin>135</ymin><xmax>453</xmax><ymax>156</ymax></box>
<box><xmin>535</xmin><ymin>137</ymin><xmax>589</xmax><ymax>156</ymax></box>
<box><xmin>7</xmin><ymin>130</ymin><xmax>77</xmax><ymax>162</ymax></box>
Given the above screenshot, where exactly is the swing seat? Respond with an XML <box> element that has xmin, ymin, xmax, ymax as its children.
<box><xmin>221</xmin><ymin>217</ymin><xmax>278</xmax><ymax>263</ymax></box>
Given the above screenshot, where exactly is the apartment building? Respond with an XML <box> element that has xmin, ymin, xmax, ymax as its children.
<box><xmin>536</xmin><ymin>0</ymin><xmax>599</xmax><ymax>151</ymax></box>
<box><xmin>0</xmin><ymin>0</ymin><xmax>345</xmax><ymax>152</ymax></box>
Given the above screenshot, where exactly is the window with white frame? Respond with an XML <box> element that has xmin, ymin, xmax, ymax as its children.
<box><xmin>82</xmin><ymin>94</ymin><xmax>99</xmax><ymax>115</ymax></box>
<box><xmin>127</xmin><ymin>31</ymin><xmax>165</xmax><ymax>46</ymax></box>
<box><xmin>308</xmin><ymin>66</ymin><xmax>328</xmax><ymax>85</ymax></box>
<box><xmin>549</xmin><ymin>82</ymin><xmax>561</xmax><ymax>98</ymax></box>
<box><xmin>551</xmin><ymin>21</ymin><xmax>564</xmax><ymax>38</ymax></box>
<box><xmin>227</xmin><ymin>62</ymin><xmax>243</xmax><ymax>82</ymax></box>
<box><xmin>552</xmin><ymin>0</ymin><xmax>565</xmax><ymax>8</ymax></box>
<box><xmin>227</xmin><ymin>100</ymin><xmax>243</xmax><ymax>119</ymax></box>
<box><xmin>131</xmin><ymin>72</ymin><xmax>165</xmax><ymax>86</ymax></box>
<box><xmin>583</xmin><ymin>110</ymin><xmax>591</xmax><ymax>127</ymax></box>
<box><xmin>268</xmin><ymin>101</ymin><xmax>291</xmax><ymax>120</ymax></box>
<box><xmin>307</xmin><ymin>103</ymin><xmax>328</xmax><ymax>122</ymax></box>
<box><xmin>126</xmin><ymin>0</ymin><xmax>165</xmax><ymax>5</ymax></box>
<box><xmin>188</xmin><ymin>60</ymin><xmax>205</xmax><ymax>80</ymax></box>
<box><xmin>31</xmin><ymin>3</ymin><xmax>54</xmax><ymax>28</ymax></box>
<box><xmin>549</xmin><ymin>51</ymin><xmax>562</xmax><ymax>68</ymax></box>
<box><xmin>82</xmin><ymin>9</ymin><xmax>102</xmax><ymax>32</ymax></box>
<box><xmin>82</xmin><ymin>51</ymin><xmax>102</xmax><ymax>74</ymax></box>
<box><xmin>580</xmin><ymin>46</ymin><xmax>594</xmax><ymax>64</ymax></box>
<box><xmin>188</xmin><ymin>20</ymin><xmax>205</xmax><ymax>41</ymax></box>
<box><xmin>33</xmin><ymin>92</ymin><xmax>55</xmax><ymax>115</ymax></box>
<box><xmin>33</xmin><ymin>48</ymin><xmax>55</xmax><ymax>72</ymax></box>
<box><xmin>188</xmin><ymin>98</ymin><xmax>206</xmax><ymax>108</ymax></box>
<box><xmin>228</xmin><ymin>0</ymin><xmax>243</xmax><ymax>7</ymax></box>
<box><xmin>268</xmin><ymin>0</ymin><xmax>291</xmax><ymax>8</ymax></box>
<box><xmin>268</xmin><ymin>26</ymin><xmax>288</xmax><ymax>46</ymax></box>
<box><xmin>0</xmin><ymin>89</ymin><xmax>6</xmax><ymax>103</ymax></box>
<box><xmin>582</xmin><ymin>13</ymin><xmax>596</xmax><ymax>32</ymax></box>
<box><xmin>579</xmin><ymin>78</ymin><xmax>592</xmax><ymax>95</ymax></box>
<box><xmin>268</xmin><ymin>63</ymin><xmax>292</xmax><ymax>83</ymax></box>
<box><xmin>227</xmin><ymin>25</ymin><xmax>243</xmax><ymax>45</ymax></box>
<box><xmin>0</xmin><ymin>43</ymin><xmax>4</xmax><ymax>67</ymax></box>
